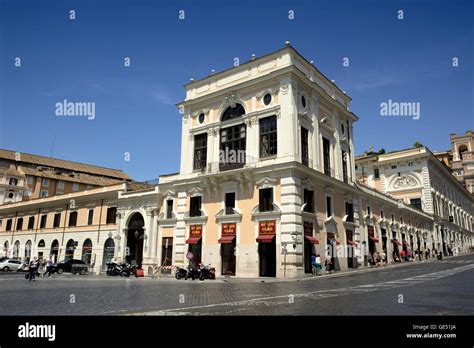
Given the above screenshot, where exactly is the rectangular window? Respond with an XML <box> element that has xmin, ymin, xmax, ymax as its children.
<box><xmin>27</xmin><ymin>216</ymin><xmax>35</xmax><ymax>230</ymax></box>
<box><xmin>166</xmin><ymin>199</ymin><xmax>173</xmax><ymax>219</ymax></box>
<box><xmin>72</xmin><ymin>183</ymin><xmax>79</xmax><ymax>191</ymax></box>
<box><xmin>106</xmin><ymin>207</ymin><xmax>117</xmax><ymax>224</ymax></box>
<box><xmin>40</xmin><ymin>215</ymin><xmax>47</xmax><ymax>229</ymax></box>
<box><xmin>342</xmin><ymin>150</ymin><xmax>348</xmax><ymax>183</ymax></box>
<box><xmin>69</xmin><ymin>211</ymin><xmax>78</xmax><ymax>227</ymax></box>
<box><xmin>391</xmin><ymin>214</ymin><xmax>394</xmax><ymax>222</ymax></box>
<box><xmin>374</xmin><ymin>168</ymin><xmax>379</xmax><ymax>179</ymax></box>
<box><xmin>367</xmin><ymin>206</ymin><xmax>371</xmax><ymax>217</ymax></box>
<box><xmin>323</xmin><ymin>138</ymin><xmax>331</xmax><ymax>176</ymax></box>
<box><xmin>27</xmin><ymin>176</ymin><xmax>34</xmax><ymax>185</ymax></box>
<box><xmin>6</xmin><ymin>219</ymin><xmax>12</xmax><ymax>231</ymax></box>
<box><xmin>57</xmin><ymin>180</ymin><xmax>65</xmax><ymax>189</ymax></box>
<box><xmin>40</xmin><ymin>190</ymin><xmax>48</xmax><ymax>197</ymax></box>
<box><xmin>391</xmin><ymin>165</ymin><xmax>397</xmax><ymax>170</ymax></box>
<box><xmin>193</xmin><ymin>133</ymin><xmax>208</xmax><ymax>171</ymax></box>
<box><xmin>87</xmin><ymin>209</ymin><xmax>94</xmax><ymax>225</ymax></box>
<box><xmin>380</xmin><ymin>210</ymin><xmax>384</xmax><ymax>219</ymax></box>
<box><xmin>16</xmin><ymin>217</ymin><xmax>23</xmax><ymax>231</ymax></box>
<box><xmin>225</xmin><ymin>192</ymin><xmax>235</xmax><ymax>215</ymax></box>
<box><xmin>400</xmin><ymin>217</ymin><xmax>404</xmax><ymax>225</ymax></box>
<box><xmin>259</xmin><ymin>188</ymin><xmax>273</xmax><ymax>212</ymax></box>
<box><xmin>220</xmin><ymin>124</ymin><xmax>246</xmax><ymax>171</ymax></box>
<box><xmin>410</xmin><ymin>198</ymin><xmax>422</xmax><ymax>210</ymax></box>
<box><xmin>345</xmin><ymin>202</ymin><xmax>354</xmax><ymax>222</ymax></box>
<box><xmin>259</xmin><ymin>116</ymin><xmax>277</xmax><ymax>158</ymax></box>
<box><xmin>42</xmin><ymin>178</ymin><xmax>49</xmax><ymax>187</ymax></box>
<box><xmin>326</xmin><ymin>196</ymin><xmax>333</xmax><ymax>217</ymax></box>
<box><xmin>86</xmin><ymin>184</ymin><xmax>94</xmax><ymax>190</ymax></box>
<box><xmin>301</xmin><ymin>127</ymin><xmax>309</xmax><ymax>166</ymax></box>
<box><xmin>9</xmin><ymin>178</ymin><xmax>18</xmax><ymax>186</ymax></box>
<box><xmin>190</xmin><ymin>196</ymin><xmax>202</xmax><ymax>217</ymax></box>
<box><xmin>26</xmin><ymin>189</ymin><xmax>32</xmax><ymax>197</ymax></box>
<box><xmin>303</xmin><ymin>189</ymin><xmax>314</xmax><ymax>213</ymax></box>
<box><xmin>53</xmin><ymin>213</ymin><xmax>61</xmax><ymax>228</ymax></box>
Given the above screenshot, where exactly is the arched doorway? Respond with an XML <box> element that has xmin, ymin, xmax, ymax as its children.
<box><xmin>24</xmin><ymin>240</ymin><xmax>32</xmax><ymax>263</ymax></box>
<box><xmin>65</xmin><ymin>239</ymin><xmax>75</xmax><ymax>261</ymax></box>
<box><xmin>37</xmin><ymin>240</ymin><xmax>46</xmax><ymax>261</ymax></box>
<box><xmin>13</xmin><ymin>241</ymin><xmax>20</xmax><ymax>259</ymax></box>
<box><xmin>126</xmin><ymin>213</ymin><xmax>145</xmax><ymax>267</ymax></box>
<box><xmin>3</xmin><ymin>241</ymin><xmax>9</xmax><ymax>258</ymax></box>
<box><xmin>82</xmin><ymin>239</ymin><xmax>93</xmax><ymax>265</ymax></box>
<box><xmin>50</xmin><ymin>240</ymin><xmax>59</xmax><ymax>263</ymax></box>
<box><xmin>102</xmin><ymin>238</ymin><xmax>115</xmax><ymax>271</ymax></box>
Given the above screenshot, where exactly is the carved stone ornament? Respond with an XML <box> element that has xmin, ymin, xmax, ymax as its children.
<box><xmin>393</xmin><ymin>176</ymin><xmax>418</xmax><ymax>189</ymax></box>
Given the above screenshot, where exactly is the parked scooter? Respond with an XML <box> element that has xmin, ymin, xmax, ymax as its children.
<box><xmin>198</xmin><ymin>263</ymin><xmax>216</xmax><ymax>281</ymax></box>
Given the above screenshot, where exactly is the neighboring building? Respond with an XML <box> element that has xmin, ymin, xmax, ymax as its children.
<box><xmin>1</xmin><ymin>44</ymin><xmax>472</xmax><ymax>278</ymax></box>
<box><xmin>449</xmin><ymin>131</ymin><xmax>474</xmax><ymax>194</ymax></box>
<box><xmin>0</xmin><ymin>184</ymin><xmax>124</xmax><ymax>273</ymax></box>
<box><xmin>355</xmin><ymin>146</ymin><xmax>474</xmax><ymax>256</ymax></box>
<box><xmin>0</xmin><ymin>149</ymin><xmax>132</xmax><ymax>205</ymax></box>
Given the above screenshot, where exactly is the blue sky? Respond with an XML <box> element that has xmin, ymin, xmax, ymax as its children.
<box><xmin>0</xmin><ymin>0</ymin><xmax>472</xmax><ymax>181</ymax></box>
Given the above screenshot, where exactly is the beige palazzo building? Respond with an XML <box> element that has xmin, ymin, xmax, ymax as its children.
<box><xmin>0</xmin><ymin>44</ymin><xmax>472</xmax><ymax>277</ymax></box>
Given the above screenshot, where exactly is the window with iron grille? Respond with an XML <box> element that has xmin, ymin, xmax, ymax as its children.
<box><xmin>259</xmin><ymin>116</ymin><xmax>277</xmax><ymax>158</ymax></box>
<box><xmin>193</xmin><ymin>133</ymin><xmax>208</xmax><ymax>171</ymax></box>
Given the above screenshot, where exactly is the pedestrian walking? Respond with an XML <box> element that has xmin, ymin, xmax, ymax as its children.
<box><xmin>43</xmin><ymin>257</ymin><xmax>53</xmax><ymax>278</ymax></box>
<box><xmin>28</xmin><ymin>257</ymin><xmax>39</xmax><ymax>282</ymax></box>
<box><xmin>311</xmin><ymin>254</ymin><xmax>317</xmax><ymax>275</ymax></box>
<box><xmin>401</xmin><ymin>249</ymin><xmax>406</xmax><ymax>261</ymax></box>
<box><xmin>315</xmin><ymin>254</ymin><xmax>322</xmax><ymax>276</ymax></box>
<box><xmin>325</xmin><ymin>255</ymin><xmax>333</xmax><ymax>274</ymax></box>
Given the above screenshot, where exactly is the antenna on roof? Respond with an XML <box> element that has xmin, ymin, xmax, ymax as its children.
<box><xmin>50</xmin><ymin>134</ymin><xmax>56</xmax><ymax>158</ymax></box>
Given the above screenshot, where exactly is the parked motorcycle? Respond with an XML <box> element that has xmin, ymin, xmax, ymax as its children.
<box><xmin>185</xmin><ymin>264</ymin><xmax>200</xmax><ymax>281</ymax></box>
<box><xmin>175</xmin><ymin>266</ymin><xmax>188</xmax><ymax>280</ymax></box>
<box><xmin>198</xmin><ymin>263</ymin><xmax>216</xmax><ymax>281</ymax></box>
<box><xmin>106</xmin><ymin>261</ymin><xmax>128</xmax><ymax>276</ymax></box>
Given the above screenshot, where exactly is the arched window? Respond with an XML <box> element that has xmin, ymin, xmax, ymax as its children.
<box><xmin>50</xmin><ymin>240</ymin><xmax>59</xmax><ymax>263</ymax></box>
<box><xmin>102</xmin><ymin>238</ymin><xmax>115</xmax><ymax>271</ymax></box>
<box><xmin>82</xmin><ymin>239</ymin><xmax>93</xmax><ymax>265</ymax></box>
<box><xmin>3</xmin><ymin>241</ymin><xmax>9</xmax><ymax>258</ymax></box>
<box><xmin>458</xmin><ymin>145</ymin><xmax>468</xmax><ymax>160</ymax></box>
<box><xmin>221</xmin><ymin>104</ymin><xmax>245</xmax><ymax>122</ymax></box>
<box><xmin>25</xmin><ymin>240</ymin><xmax>32</xmax><ymax>263</ymax></box>
<box><xmin>65</xmin><ymin>239</ymin><xmax>75</xmax><ymax>261</ymax></box>
<box><xmin>13</xmin><ymin>241</ymin><xmax>20</xmax><ymax>259</ymax></box>
<box><xmin>38</xmin><ymin>239</ymin><xmax>45</xmax><ymax>248</ymax></box>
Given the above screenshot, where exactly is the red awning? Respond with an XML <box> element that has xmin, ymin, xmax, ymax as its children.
<box><xmin>305</xmin><ymin>236</ymin><xmax>319</xmax><ymax>244</ymax></box>
<box><xmin>336</xmin><ymin>240</ymin><xmax>341</xmax><ymax>246</ymax></box>
<box><xmin>348</xmin><ymin>241</ymin><xmax>358</xmax><ymax>247</ymax></box>
<box><xmin>185</xmin><ymin>237</ymin><xmax>202</xmax><ymax>244</ymax></box>
<box><xmin>403</xmin><ymin>241</ymin><xmax>409</xmax><ymax>246</ymax></box>
<box><xmin>393</xmin><ymin>239</ymin><xmax>402</xmax><ymax>246</ymax></box>
<box><xmin>218</xmin><ymin>236</ymin><xmax>235</xmax><ymax>244</ymax></box>
<box><xmin>369</xmin><ymin>237</ymin><xmax>379</xmax><ymax>243</ymax></box>
<box><xmin>256</xmin><ymin>235</ymin><xmax>275</xmax><ymax>243</ymax></box>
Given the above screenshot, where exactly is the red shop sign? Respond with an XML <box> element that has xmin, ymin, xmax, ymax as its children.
<box><xmin>190</xmin><ymin>225</ymin><xmax>202</xmax><ymax>237</ymax></box>
<box><xmin>259</xmin><ymin>221</ymin><xmax>276</xmax><ymax>235</ymax></box>
<box><xmin>222</xmin><ymin>223</ymin><xmax>236</xmax><ymax>236</ymax></box>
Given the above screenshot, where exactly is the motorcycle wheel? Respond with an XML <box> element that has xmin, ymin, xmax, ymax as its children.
<box><xmin>122</xmin><ymin>271</ymin><xmax>130</xmax><ymax>277</ymax></box>
<box><xmin>199</xmin><ymin>275</ymin><xmax>205</xmax><ymax>281</ymax></box>
<box><xmin>175</xmin><ymin>272</ymin><xmax>183</xmax><ymax>280</ymax></box>
<box><xmin>57</xmin><ymin>268</ymin><xmax>64</xmax><ymax>274</ymax></box>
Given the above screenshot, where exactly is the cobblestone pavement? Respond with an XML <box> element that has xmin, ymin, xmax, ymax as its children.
<box><xmin>0</xmin><ymin>254</ymin><xmax>472</xmax><ymax>315</ymax></box>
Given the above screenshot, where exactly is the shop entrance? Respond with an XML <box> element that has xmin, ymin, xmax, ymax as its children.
<box><xmin>186</xmin><ymin>225</ymin><xmax>202</xmax><ymax>267</ymax></box>
<box><xmin>126</xmin><ymin>213</ymin><xmax>144</xmax><ymax>267</ymax></box>
<box><xmin>160</xmin><ymin>237</ymin><xmax>173</xmax><ymax>274</ymax></box>
<box><xmin>257</xmin><ymin>221</ymin><xmax>276</xmax><ymax>277</ymax></box>
<box><xmin>220</xmin><ymin>223</ymin><xmax>236</xmax><ymax>276</ymax></box>
<box><xmin>102</xmin><ymin>238</ymin><xmax>115</xmax><ymax>271</ymax></box>
<box><xmin>258</xmin><ymin>239</ymin><xmax>276</xmax><ymax>277</ymax></box>
<box><xmin>367</xmin><ymin>226</ymin><xmax>376</xmax><ymax>257</ymax></box>
<box><xmin>303</xmin><ymin>222</ymin><xmax>318</xmax><ymax>273</ymax></box>
<box><xmin>346</xmin><ymin>230</ymin><xmax>356</xmax><ymax>268</ymax></box>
